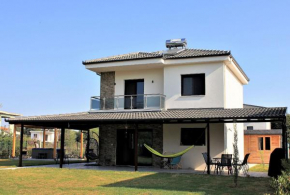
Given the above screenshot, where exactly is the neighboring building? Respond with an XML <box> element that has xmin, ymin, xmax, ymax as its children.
<box><xmin>0</xmin><ymin>111</ymin><xmax>21</xmax><ymax>134</ymax></box>
<box><xmin>6</xmin><ymin>39</ymin><xmax>287</xmax><ymax>170</ymax></box>
<box><xmin>243</xmin><ymin>104</ymin><xmax>282</xmax><ymax>164</ymax></box>
<box><xmin>30</xmin><ymin>130</ymin><xmax>55</xmax><ymax>144</ymax></box>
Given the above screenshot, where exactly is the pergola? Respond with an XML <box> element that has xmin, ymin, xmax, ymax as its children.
<box><xmin>6</xmin><ymin>107</ymin><xmax>288</xmax><ymax>174</ymax></box>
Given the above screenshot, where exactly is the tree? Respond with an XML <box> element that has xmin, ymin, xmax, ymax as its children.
<box><xmin>271</xmin><ymin>114</ymin><xmax>290</xmax><ymax>142</ymax></box>
<box><xmin>232</xmin><ymin>123</ymin><xmax>239</xmax><ymax>187</ymax></box>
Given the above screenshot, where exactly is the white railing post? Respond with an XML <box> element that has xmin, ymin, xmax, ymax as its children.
<box><xmin>103</xmin><ymin>97</ymin><xmax>106</xmax><ymax>110</ymax></box>
<box><xmin>145</xmin><ymin>95</ymin><xmax>147</xmax><ymax>109</ymax></box>
<box><xmin>116</xmin><ymin>96</ymin><xmax>119</xmax><ymax>110</ymax></box>
<box><xmin>130</xmin><ymin>96</ymin><xmax>133</xmax><ymax>109</ymax></box>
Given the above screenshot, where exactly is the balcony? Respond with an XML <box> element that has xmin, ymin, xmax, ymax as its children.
<box><xmin>90</xmin><ymin>94</ymin><xmax>166</xmax><ymax>111</ymax></box>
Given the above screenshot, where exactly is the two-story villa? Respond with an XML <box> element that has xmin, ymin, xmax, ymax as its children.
<box><xmin>7</xmin><ymin>39</ymin><xmax>287</xmax><ymax>172</ymax></box>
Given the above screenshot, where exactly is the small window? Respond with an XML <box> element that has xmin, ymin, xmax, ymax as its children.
<box><xmin>34</xmin><ymin>134</ymin><xmax>37</xmax><ymax>138</ymax></box>
<box><xmin>258</xmin><ymin>137</ymin><xmax>264</xmax><ymax>150</ymax></box>
<box><xmin>181</xmin><ymin>74</ymin><xmax>205</xmax><ymax>96</ymax></box>
<box><xmin>265</xmin><ymin>137</ymin><xmax>271</xmax><ymax>150</ymax></box>
<box><xmin>45</xmin><ymin>135</ymin><xmax>48</xmax><ymax>141</ymax></box>
<box><xmin>181</xmin><ymin>128</ymin><xmax>205</xmax><ymax>146</ymax></box>
<box><xmin>247</xmin><ymin>126</ymin><xmax>254</xmax><ymax>130</ymax></box>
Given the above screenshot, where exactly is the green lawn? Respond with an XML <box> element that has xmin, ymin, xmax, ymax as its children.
<box><xmin>0</xmin><ymin>168</ymin><xmax>273</xmax><ymax>194</ymax></box>
<box><xmin>249</xmin><ymin>164</ymin><xmax>269</xmax><ymax>172</ymax></box>
<box><xmin>0</xmin><ymin>159</ymin><xmax>86</xmax><ymax>168</ymax></box>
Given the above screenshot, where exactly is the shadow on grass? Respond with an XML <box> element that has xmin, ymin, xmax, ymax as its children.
<box><xmin>103</xmin><ymin>172</ymin><xmax>273</xmax><ymax>194</ymax></box>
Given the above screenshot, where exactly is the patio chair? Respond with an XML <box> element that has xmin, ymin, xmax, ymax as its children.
<box><xmin>169</xmin><ymin>156</ymin><xmax>182</xmax><ymax>169</ymax></box>
<box><xmin>217</xmin><ymin>154</ymin><xmax>232</xmax><ymax>175</ymax></box>
<box><xmin>86</xmin><ymin>150</ymin><xmax>99</xmax><ymax>161</ymax></box>
<box><xmin>232</xmin><ymin>153</ymin><xmax>250</xmax><ymax>176</ymax></box>
<box><xmin>202</xmin><ymin>152</ymin><xmax>219</xmax><ymax>174</ymax></box>
<box><xmin>55</xmin><ymin>149</ymin><xmax>69</xmax><ymax>165</ymax></box>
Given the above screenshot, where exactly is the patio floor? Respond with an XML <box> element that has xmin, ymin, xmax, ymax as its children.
<box><xmin>1</xmin><ymin>162</ymin><xmax>269</xmax><ymax>177</ymax></box>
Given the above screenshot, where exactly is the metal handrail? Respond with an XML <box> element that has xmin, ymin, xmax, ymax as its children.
<box><xmin>90</xmin><ymin>94</ymin><xmax>166</xmax><ymax>111</ymax></box>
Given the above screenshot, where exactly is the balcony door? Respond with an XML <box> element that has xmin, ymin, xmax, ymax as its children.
<box><xmin>124</xmin><ymin>79</ymin><xmax>144</xmax><ymax>109</ymax></box>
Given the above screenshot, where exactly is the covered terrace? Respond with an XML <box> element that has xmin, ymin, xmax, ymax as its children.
<box><xmin>6</xmin><ymin>107</ymin><xmax>288</xmax><ymax>174</ymax></box>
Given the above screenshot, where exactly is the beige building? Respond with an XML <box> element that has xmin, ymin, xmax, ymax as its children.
<box><xmin>7</xmin><ymin>39</ymin><xmax>287</xmax><ymax>171</ymax></box>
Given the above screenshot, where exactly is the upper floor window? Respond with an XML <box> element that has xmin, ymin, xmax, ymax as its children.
<box><xmin>181</xmin><ymin>74</ymin><xmax>205</xmax><ymax>96</ymax></box>
<box><xmin>247</xmin><ymin>126</ymin><xmax>254</xmax><ymax>130</ymax></box>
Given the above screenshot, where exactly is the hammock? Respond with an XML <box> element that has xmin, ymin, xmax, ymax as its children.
<box><xmin>144</xmin><ymin>144</ymin><xmax>194</xmax><ymax>158</ymax></box>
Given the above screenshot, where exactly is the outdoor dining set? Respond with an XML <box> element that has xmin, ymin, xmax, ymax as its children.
<box><xmin>202</xmin><ymin>153</ymin><xmax>250</xmax><ymax>175</ymax></box>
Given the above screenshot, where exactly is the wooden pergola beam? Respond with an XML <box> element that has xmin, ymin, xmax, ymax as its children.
<box><xmin>12</xmin><ymin>125</ymin><xmax>16</xmax><ymax>158</ymax></box>
<box><xmin>43</xmin><ymin>128</ymin><xmax>46</xmax><ymax>148</ymax></box>
<box><xmin>19</xmin><ymin>123</ymin><xmax>24</xmax><ymax>167</ymax></box>
<box><xmin>80</xmin><ymin>131</ymin><xmax>83</xmax><ymax>159</ymax></box>
<box><xmin>53</xmin><ymin>128</ymin><xmax>57</xmax><ymax>159</ymax></box>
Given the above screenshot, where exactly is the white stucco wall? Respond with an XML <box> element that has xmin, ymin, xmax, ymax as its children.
<box><xmin>224</xmin><ymin>123</ymin><xmax>244</xmax><ymax>161</ymax></box>
<box><xmin>164</xmin><ymin>62</ymin><xmax>225</xmax><ymax>109</ymax></box>
<box><xmin>244</xmin><ymin>122</ymin><xmax>271</xmax><ymax>130</ymax></box>
<box><xmin>224</xmin><ymin>65</ymin><xmax>243</xmax><ymax>108</ymax></box>
<box><xmin>163</xmin><ymin>123</ymin><xmax>224</xmax><ymax>170</ymax></box>
<box><xmin>114</xmin><ymin>69</ymin><xmax>164</xmax><ymax>95</ymax></box>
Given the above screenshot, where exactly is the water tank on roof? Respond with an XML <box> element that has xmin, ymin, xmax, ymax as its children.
<box><xmin>166</xmin><ymin>38</ymin><xmax>187</xmax><ymax>49</ymax></box>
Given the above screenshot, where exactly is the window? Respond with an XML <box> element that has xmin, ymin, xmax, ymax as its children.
<box><xmin>265</xmin><ymin>137</ymin><xmax>271</xmax><ymax>150</ymax></box>
<box><xmin>45</xmin><ymin>135</ymin><xmax>48</xmax><ymax>141</ymax></box>
<box><xmin>258</xmin><ymin>137</ymin><xmax>271</xmax><ymax>150</ymax></box>
<box><xmin>34</xmin><ymin>134</ymin><xmax>37</xmax><ymax>138</ymax></box>
<box><xmin>180</xmin><ymin>128</ymin><xmax>205</xmax><ymax>146</ymax></box>
<box><xmin>247</xmin><ymin>126</ymin><xmax>254</xmax><ymax>130</ymax></box>
<box><xmin>181</xmin><ymin>74</ymin><xmax>205</xmax><ymax>96</ymax></box>
<box><xmin>258</xmin><ymin>137</ymin><xmax>264</xmax><ymax>150</ymax></box>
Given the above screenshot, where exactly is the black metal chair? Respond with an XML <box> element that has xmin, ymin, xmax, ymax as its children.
<box><xmin>202</xmin><ymin>152</ymin><xmax>219</xmax><ymax>174</ymax></box>
<box><xmin>217</xmin><ymin>154</ymin><xmax>232</xmax><ymax>175</ymax></box>
<box><xmin>232</xmin><ymin>153</ymin><xmax>250</xmax><ymax>176</ymax></box>
<box><xmin>55</xmin><ymin>149</ymin><xmax>69</xmax><ymax>164</ymax></box>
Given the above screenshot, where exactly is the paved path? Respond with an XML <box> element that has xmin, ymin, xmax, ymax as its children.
<box><xmin>0</xmin><ymin>162</ymin><xmax>269</xmax><ymax>177</ymax></box>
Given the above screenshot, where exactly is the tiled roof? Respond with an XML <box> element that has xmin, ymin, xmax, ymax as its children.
<box><xmin>83</xmin><ymin>51</ymin><xmax>163</xmax><ymax>64</ymax></box>
<box><xmin>243</xmin><ymin>104</ymin><xmax>265</xmax><ymax>108</ymax></box>
<box><xmin>82</xmin><ymin>49</ymin><xmax>230</xmax><ymax>64</ymax></box>
<box><xmin>82</xmin><ymin>48</ymin><xmax>250</xmax><ymax>81</ymax></box>
<box><xmin>244</xmin><ymin>130</ymin><xmax>282</xmax><ymax>135</ymax></box>
<box><xmin>6</xmin><ymin>107</ymin><xmax>287</xmax><ymax>123</ymax></box>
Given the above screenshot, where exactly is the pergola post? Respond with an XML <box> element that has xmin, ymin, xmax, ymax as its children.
<box><xmin>19</xmin><ymin>123</ymin><xmax>24</xmax><ymax>167</ymax></box>
<box><xmin>53</xmin><ymin>128</ymin><xmax>57</xmax><ymax>159</ymax></box>
<box><xmin>207</xmin><ymin>122</ymin><xmax>210</xmax><ymax>174</ymax></box>
<box><xmin>86</xmin><ymin>130</ymin><xmax>90</xmax><ymax>163</ymax></box>
<box><xmin>60</xmin><ymin>127</ymin><xmax>65</xmax><ymax>168</ymax></box>
<box><xmin>134</xmin><ymin>124</ymin><xmax>138</xmax><ymax>171</ymax></box>
<box><xmin>282</xmin><ymin>119</ymin><xmax>288</xmax><ymax>160</ymax></box>
<box><xmin>80</xmin><ymin>130</ymin><xmax>83</xmax><ymax>158</ymax></box>
<box><xmin>12</xmin><ymin>125</ymin><xmax>16</xmax><ymax>158</ymax></box>
<box><xmin>43</xmin><ymin>128</ymin><xmax>46</xmax><ymax>148</ymax></box>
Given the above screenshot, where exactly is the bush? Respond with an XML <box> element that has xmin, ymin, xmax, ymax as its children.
<box><xmin>271</xmin><ymin>160</ymin><xmax>290</xmax><ymax>195</ymax></box>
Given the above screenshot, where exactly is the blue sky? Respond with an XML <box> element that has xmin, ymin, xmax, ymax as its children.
<box><xmin>0</xmin><ymin>1</ymin><xmax>289</xmax><ymax>117</ymax></box>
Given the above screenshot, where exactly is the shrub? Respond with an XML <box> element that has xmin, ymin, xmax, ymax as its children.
<box><xmin>271</xmin><ymin>160</ymin><xmax>290</xmax><ymax>195</ymax></box>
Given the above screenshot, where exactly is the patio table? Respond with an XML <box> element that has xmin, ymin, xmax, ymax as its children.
<box><xmin>213</xmin><ymin>156</ymin><xmax>233</xmax><ymax>174</ymax></box>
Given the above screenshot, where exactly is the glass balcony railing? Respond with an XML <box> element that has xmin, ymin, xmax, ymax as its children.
<box><xmin>90</xmin><ymin>94</ymin><xmax>166</xmax><ymax>111</ymax></box>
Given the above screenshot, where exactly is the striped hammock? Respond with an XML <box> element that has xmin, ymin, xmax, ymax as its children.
<box><xmin>144</xmin><ymin>144</ymin><xmax>194</xmax><ymax>158</ymax></box>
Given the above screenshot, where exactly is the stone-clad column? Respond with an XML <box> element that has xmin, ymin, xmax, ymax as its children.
<box><xmin>100</xmin><ymin>72</ymin><xmax>115</xmax><ymax>110</ymax></box>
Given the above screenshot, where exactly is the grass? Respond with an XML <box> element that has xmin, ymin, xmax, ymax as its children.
<box><xmin>0</xmin><ymin>159</ymin><xmax>86</xmax><ymax>168</ymax></box>
<box><xmin>0</xmin><ymin>168</ymin><xmax>273</xmax><ymax>194</ymax></box>
<box><xmin>249</xmin><ymin>164</ymin><xmax>269</xmax><ymax>172</ymax></box>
